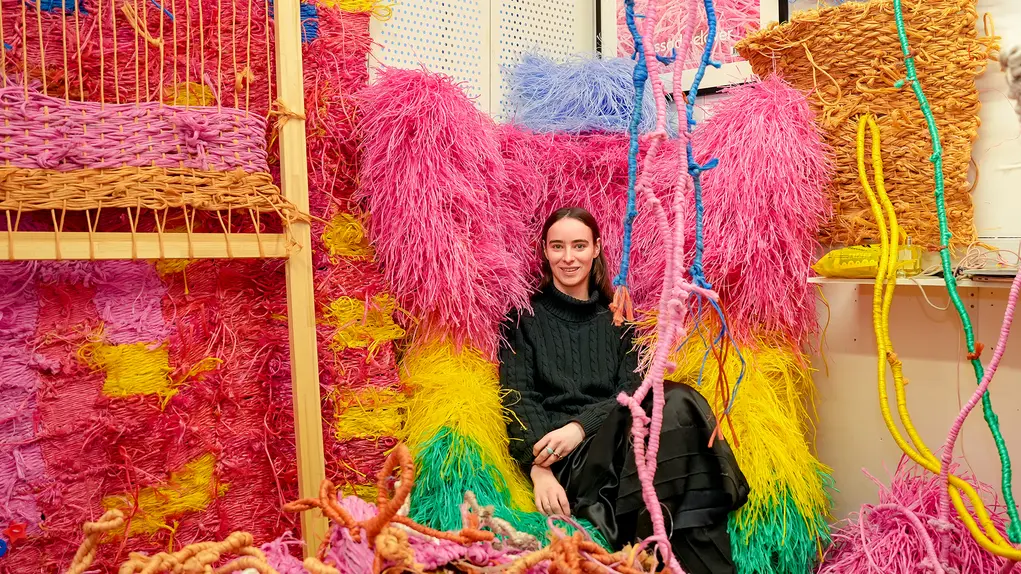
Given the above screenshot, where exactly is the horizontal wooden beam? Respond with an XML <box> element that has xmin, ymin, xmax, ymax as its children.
<box><xmin>0</xmin><ymin>232</ymin><xmax>291</xmax><ymax>260</ymax></box>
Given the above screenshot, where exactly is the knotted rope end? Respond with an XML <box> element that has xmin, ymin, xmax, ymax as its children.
<box><xmin>966</xmin><ymin>341</ymin><xmax>984</xmax><ymax>361</ymax></box>
<box><xmin>610</xmin><ymin>285</ymin><xmax>635</xmax><ymax>327</ymax></box>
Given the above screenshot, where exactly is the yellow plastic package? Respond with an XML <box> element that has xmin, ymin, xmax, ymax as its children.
<box><xmin>813</xmin><ymin>242</ymin><xmax>922</xmax><ymax>279</ymax></box>
<box><xmin>813</xmin><ymin>245</ymin><xmax>882</xmax><ymax>278</ymax></box>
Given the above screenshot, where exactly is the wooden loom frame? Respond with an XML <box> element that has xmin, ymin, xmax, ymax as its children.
<box><xmin>0</xmin><ymin>0</ymin><xmax>330</xmax><ymax>557</ymax></box>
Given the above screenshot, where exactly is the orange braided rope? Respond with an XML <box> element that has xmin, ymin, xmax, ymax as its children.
<box><xmin>67</xmin><ymin>444</ymin><xmax>665</xmax><ymax>573</ymax></box>
<box><xmin>64</xmin><ymin>509</ymin><xmax>281</xmax><ymax>574</ymax></box>
<box><xmin>65</xmin><ymin>509</ymin><xmax>126</xmax><ymax>574</ymax></box>
<box><xmin>283</xmin><ymin>444</ymin><xmax>666</xmax><ymax>573</ymax></box>
<box><xmin>497</xmin><ymin>532</ymin><xmax>661</xmax><ymax>574</ymax></box>
<box><xmin>282</xmin><ymin>443</ymin><xmax>496</xmax><ymax>567</ymax></box>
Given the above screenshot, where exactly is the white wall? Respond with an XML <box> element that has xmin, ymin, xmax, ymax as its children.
<box><xmin>368</xmin><ymin>0</ymin><xmax>596</xmax><ymax>115</ymax></box>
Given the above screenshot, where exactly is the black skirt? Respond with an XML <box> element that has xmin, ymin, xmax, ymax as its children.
<box><xmin>552</xmin><ymin>384</ymin><xmax>749</xmax><ymax>574</ymax></box>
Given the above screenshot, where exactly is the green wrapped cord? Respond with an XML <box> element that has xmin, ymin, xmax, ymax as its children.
<box><xmin>892</xmin><ymin>0</ymin><xmax>1021</xmax><ymax>543</ymax></box>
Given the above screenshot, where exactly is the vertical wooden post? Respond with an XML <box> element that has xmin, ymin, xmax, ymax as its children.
<box><xmin>272</xmin><ymin>0</ymin><xmax>329</xmax><ymax>556</ymax></box>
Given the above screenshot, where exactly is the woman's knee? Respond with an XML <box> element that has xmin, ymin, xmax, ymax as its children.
<box><xmin>663</xmin><ymin>383</ymin><xmax>714</xmax><ymax>423</ymax></box>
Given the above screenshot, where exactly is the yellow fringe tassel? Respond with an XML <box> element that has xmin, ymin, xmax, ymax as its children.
<box><xmin>322</xmin><ymin>294</ymin><xmax>406</xmax><ymax>358</ymax></box>
<box><xmin>321</xmin><ymin>212</ymin><xmax>375</xmax><ymax>261</ymax></box>
<box><xmin>334</xmin><ymin>386</ymin><xmax>408</xmax><ymax>441</ymax></box>
<box><xmin>398</xmin><ymin>337</ymin><xmax>536</xmax><ymax>513</ymax></box>
<box><xmin>667</xmin><ymin>337</ymin><xmax>832</xmax><ymax>534</ymax></box>
<box><xmin>102</xmin><ymin>453</ymin><xmax>227</xmax><ymax>536</ymax></box>
<box><xmin>154</xmin><ymin>259</ymin><xmax>191</xmax><ymax>276</ymax></box>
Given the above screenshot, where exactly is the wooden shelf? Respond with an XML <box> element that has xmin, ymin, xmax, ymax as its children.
<box><xmin>0</xmin><ymin>232</ymin><xmax>291</xmax><ymax>260</ymax></box>
<box><xmin>808</xmin><ymin>276</ymin><xmax>1015</xmax><ymax>289</ymax></box>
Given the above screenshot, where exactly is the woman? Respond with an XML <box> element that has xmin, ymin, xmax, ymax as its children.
<box><xmin>499</xmin><ymin>207</ymin><xmax>749</xmax><ymax>573</ymax></box>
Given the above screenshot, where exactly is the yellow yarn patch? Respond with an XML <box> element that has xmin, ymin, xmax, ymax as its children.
<box><xmin>316</xmin><ymin>0</ymin><xmax>392</xmax><ymax>20</ymax></box>
<box><xmin>154</xmin><ymin>259</ymin><xmax>191</xmax><ymax>276</ymax></box>
<box><xmin>340</xmin><ymin>483</ymin><xmax>379</xmax><ymax>504</ymax></box>
<box><xmin>399</xmin><ymin>338</ymin><xmax>535</xmax><ymax>513</ymax></box>
<box><xmin>321</xmin><ymin>212</ymin><xmax>374</xmax><ymax>261</ymax></box>
<box><xmin>668</xmin><ymin>336</ymin><xmax>832</xmax><ymax>532</ymax></box>
<box><xmin>322</xmin><ymin>294</ymin><xmax>405</xmax><ymax>357</ymax></box>
<box><xmin>103</xmin><ymin>453</ymin><xmax>227</xmax><ymax>536</ymax></box>
<box><xmin>162</xmin><ymin>82</ymin><xmax>216</xmax><ymax>106</ymax></box>
<box><xmin>83</xmin><ymin>342</ymin><xmax>177</xmax><ymax>402</ymax></box>
<box><xmin>334</xmin><ymin>386</ymin><xmax>408</xmax><ymax>441</ymax></box>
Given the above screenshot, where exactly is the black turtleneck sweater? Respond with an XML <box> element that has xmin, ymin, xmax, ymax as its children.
<box><xmin>499</xmin><ymin>285</ymin><xmax>642</xmax><ymax>470</ymax></box>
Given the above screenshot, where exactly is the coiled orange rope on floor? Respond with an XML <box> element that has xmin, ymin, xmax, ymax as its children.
<box><xmin>64</xmin><ymin>508</ymin><xmax>281</xmax><ymax>574</ymax></box>
<box><xmin>66</xmin><ymin>444</ymin><xmax>667</xmax><ymax>573</ymax></box>
<box><xmin>286</xmin><ymin>444</ymin><xmax>668</xmax><ymax>573</ymax></box>
<box><xmin>282</xmin><ymin>443</ymin><xmax>495</xmax><ymax>571</ymax></box>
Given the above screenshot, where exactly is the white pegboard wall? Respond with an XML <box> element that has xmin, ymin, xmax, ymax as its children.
<box><xmin>495</xmin><ymin>0</ymin><xmax>592</xmax><ymax>119</ymax></box>
<box><xmin>372</xmin><ymin>0</ymin><xmax>489</xmax><ymax>103</ymax></box>
<box><xmin>369</xmin><ymin>0</ymin><xmax>595</xmax><ymax>115</ymax></box>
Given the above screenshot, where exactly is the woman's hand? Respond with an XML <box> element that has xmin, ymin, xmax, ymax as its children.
<box><xmin>531</xmin><ymin>465</ymin><xmax>570</xmax><ymax>516</ymax></box>
<box><xmin>532</xmin><ymin>422</ymin><xmax>585</xmax><ymax>467</ymax></box>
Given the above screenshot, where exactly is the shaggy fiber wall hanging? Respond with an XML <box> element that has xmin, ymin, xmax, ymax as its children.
<box><xmin>665</xmin><ymin>334</ymin><xmax>833</xmax><ymax>573</ymax></box>
<box><xmin>357</xmin><ymin>68</ymin><xmax>609</xmax><ymax>547</ymax></box>
<box><xmin>736</xmin><ymin>0</ymin><xmax>997</xmax><ymax>249</ymax></box>
<box><xmin>0</xmin><ymin>259</ymin><xmax>298</xmax><ymax>570</ymax></box>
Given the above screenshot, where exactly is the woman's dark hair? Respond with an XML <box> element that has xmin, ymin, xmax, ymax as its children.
<box><xmin>538</xmin><ymin>207</ymin><xmax>615</xmax><ymax>303</ymax></box>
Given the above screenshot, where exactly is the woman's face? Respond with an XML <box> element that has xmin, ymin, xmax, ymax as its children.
<box><xmin>544</xmin><ymin>217</ymin><xmax>600</xmax><ymax>296</ymax></box>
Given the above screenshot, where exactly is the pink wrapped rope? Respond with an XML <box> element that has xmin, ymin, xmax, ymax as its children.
<box><xmin>613</xmin><ymin>1</ymin><xmax>709</xmax><ymax>571</ymax></box>
<box><xmin>937</xmin><ymin>268</ymin><xmax>1021</xmax><ymax>552</ymax></box>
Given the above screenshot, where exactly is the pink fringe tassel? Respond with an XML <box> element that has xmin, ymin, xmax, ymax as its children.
<box><xmin>356</xmin><ymin>68</ymin><xmax>531</xmax><ymax>356</ymax></box>
<box><xmin>692</xmin><ymin>75</ymin><xmax>832</xmax><ymax>346</ymax></box>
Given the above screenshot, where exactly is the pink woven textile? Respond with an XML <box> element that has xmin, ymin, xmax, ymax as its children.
<box><xmin>0</xmin><ymin>86</ymin><xmax>270</xmax><ymax>172</ymax></box>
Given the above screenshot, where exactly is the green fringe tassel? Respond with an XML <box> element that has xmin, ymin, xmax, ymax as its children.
<box><xmin>730</xmin><ymin>471</ymin><xmax>834</xmax><ymax>574</ymax></box>
<box><xmin>408</xmin><ymin>427</ymin><xmax>609</xmax><ymax>547</ymax></box>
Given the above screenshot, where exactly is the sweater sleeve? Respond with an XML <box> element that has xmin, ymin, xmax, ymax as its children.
<box><xmin>499</xmin><ymin>314</ymin><xmax>553</xmax><ymax>470</ymax></box>
<box><xmin>572</xmin><ymin>325</ymin><xmax>643</xmax><ymax>437</ymax></box>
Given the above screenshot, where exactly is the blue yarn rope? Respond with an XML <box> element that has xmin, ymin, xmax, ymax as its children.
<box><xmin>148</xmin><ymin>0</ymin><xmax>174</xmax><ymax>21</ymax></box>
<box><xmin>28</xmin><ymin>0</ymin><xmax>86</xmax><ymax>14</ymax></box>
<box><xmin>680</xmin><ymin>0</ymin><xmax>746</xmax><ymax>413</ymax></box>
<box><xmin>267</xmin><ymin>0</ymin><xmax>319</xmax><ymax>44</ymax></box>
<box><xmin>613</xmin><ymin>0</ymin><xmax>648</xmax><ymax>290</ymax></box>
<box><xmin>684</xmin><ymin>0</ymin><xmax>722</xmax><ymax>289</ymax></box>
